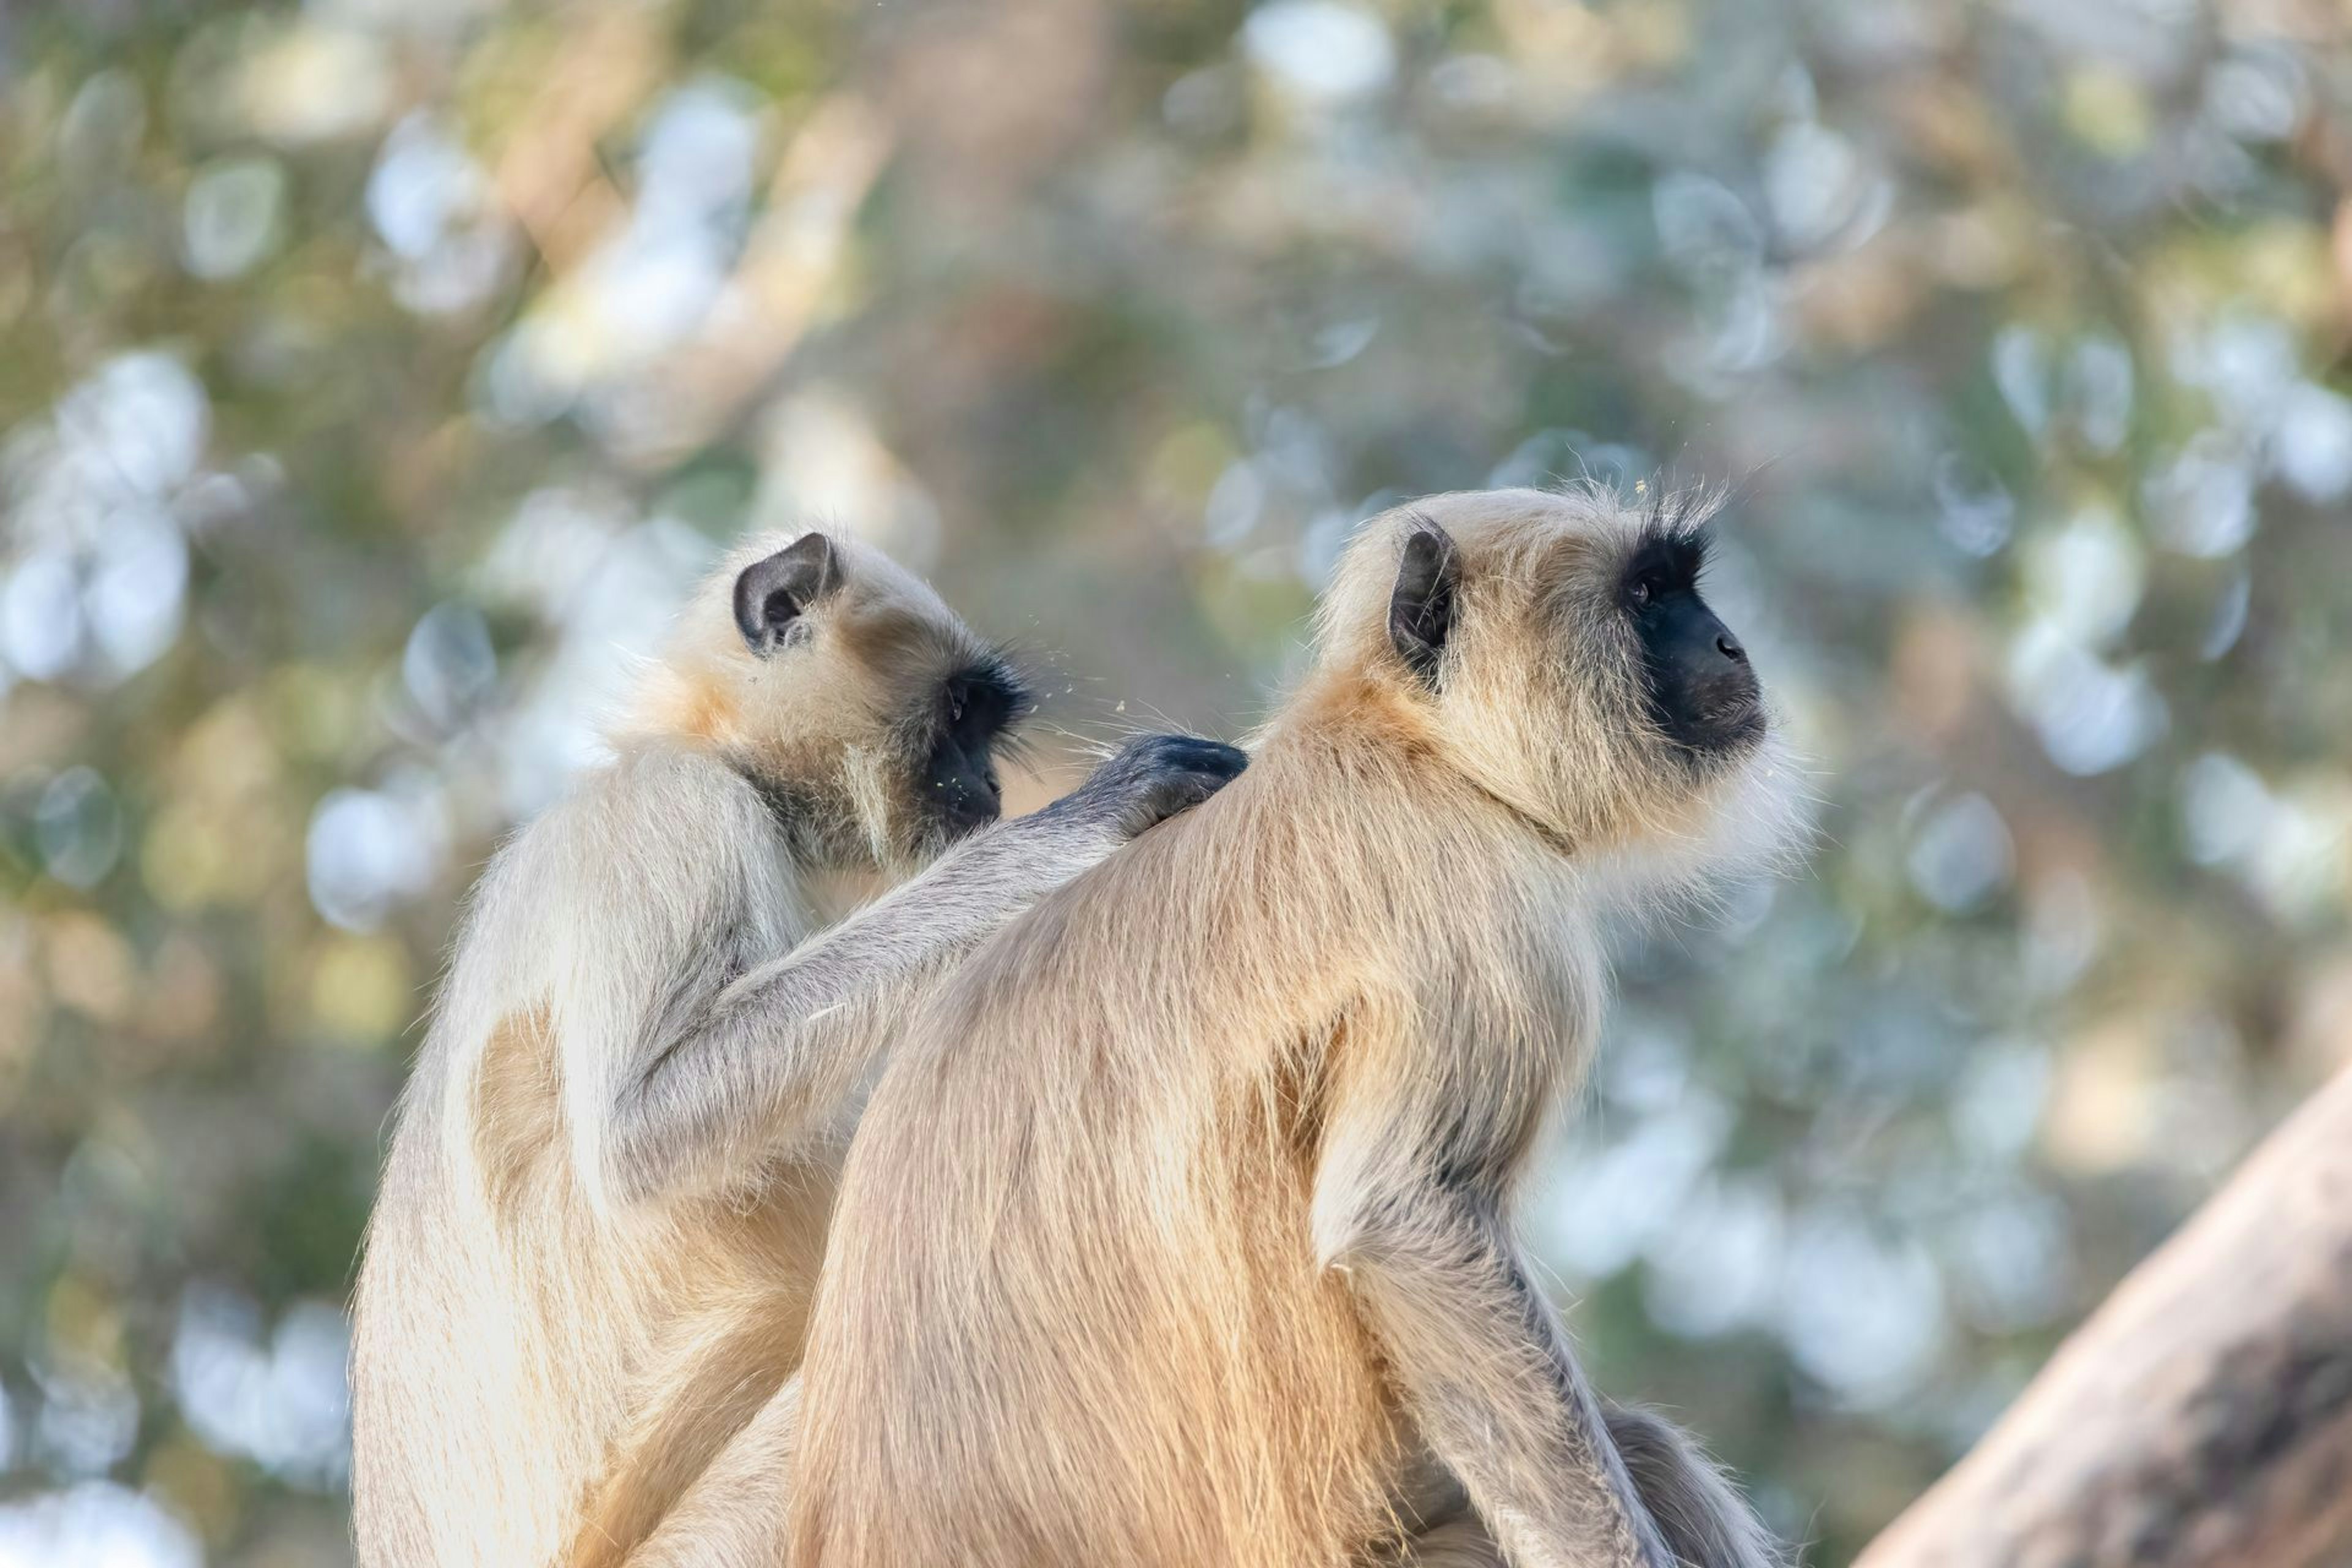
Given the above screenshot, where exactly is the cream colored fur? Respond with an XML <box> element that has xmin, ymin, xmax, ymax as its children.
<box><xmin>788</xmin><ymin>488</ymin><xmax>1800</xmax><ymax>1568</ymax></box>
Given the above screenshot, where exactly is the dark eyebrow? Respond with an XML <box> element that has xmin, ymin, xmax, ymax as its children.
<box><xmin>1634</xmin><ymin>483</ymin><xmax>1719</xmax><ymax>575</ymax></box>
<box><xmin>950</xmin><ymin>654</ymin><xmax>1037</xmax><ymax>725</ymax></box>
<box><xmin>1624</xmin><ymin>516</ymin><xmax>1712</xmax><ymax>588</ymax></box>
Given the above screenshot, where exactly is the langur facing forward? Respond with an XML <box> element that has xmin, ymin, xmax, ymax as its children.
<box><xmin>350</xmin><ymin>529</ymin><xmax>1245</xmax><ymax>1568</ymax></box>
<box><xmin>791</xmin><ymin>488</ymin><xmax>1798</xmax><ymax>1568</ymax></box>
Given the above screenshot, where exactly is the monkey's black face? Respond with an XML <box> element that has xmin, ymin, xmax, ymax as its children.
<box><xmin>922</xmin><ymin>660</ymin><xmax>1032</xmax><ymax>837</ymax></box>
<box><xmin>1620</xmin><ymin>528</ymin><xmax>1763</xmax><ymax>757</ymax></box>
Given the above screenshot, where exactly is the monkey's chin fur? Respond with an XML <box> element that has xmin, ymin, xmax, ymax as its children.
<box><xmin>1608</xmin><ymin>720</ymin><xmax>1810</xmax><ymax>935</ymax></box>
<box><xmin>1703</xmin><ymin>699</ymin><xmax>1768</xmax><ymax>752</ymax></box>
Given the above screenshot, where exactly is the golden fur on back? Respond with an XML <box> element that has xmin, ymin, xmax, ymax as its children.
<box><xmin>790</xmin><ymin>488</ymin><xmax>1797</xmax><ymax>1567</ymax></box>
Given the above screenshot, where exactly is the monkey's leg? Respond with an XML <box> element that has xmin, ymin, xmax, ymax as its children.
<box><xmin>1379</xmin><ymin>1404</ymin><xmax>1779</xmax><ymax>1568</ymax></box>
<box><xmin>1322</xmin><ymin>1175</ymin><xmax>1674</xmax><ymax>1568</ymax></box>
<box><xmin>609</xmin><ymin>1377</ymin><xmax>800</xmax><ymax>1568</ymax></box>
<box><xmin>597</xmin><ymin>734</ymin><xmax>1246</xmax><ymax>1204</ymax></box>
<box><xmin>566</xmin><ymin>1317</ymin><xmax>802</xmax><ymax>1568</ymax></box>
<box><xmin>1602</xmin><ymin>1403</ymin><xmax>1782</xmax><ymax>1568</ymax></box>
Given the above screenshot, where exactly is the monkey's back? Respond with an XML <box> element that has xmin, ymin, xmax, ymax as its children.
<box><xmin>352</xmin><ymin>750</ymin><xmax>827</xmax><ymax>1568</ymax></box>
<box><xmin>353</xmin><ymin>979</ymin><xmax>634</xmax><ymax>1567</ymax></box>
<box><xmin>794</xmin><ymin>755</ymin><xmax>1452</xmax><ymax>1567</ymax></box>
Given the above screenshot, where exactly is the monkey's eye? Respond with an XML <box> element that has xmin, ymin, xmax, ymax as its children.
<box><xmin>1629</xmin><ymin>578</ymin><xmax>1656</xmax><ymax>609</ymax></box>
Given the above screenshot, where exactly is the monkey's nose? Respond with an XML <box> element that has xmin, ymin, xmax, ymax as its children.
<box><xmin>1716</xmin><ymin>632</ymin><xmax>1746</xmax><ymax>664</ymax></box>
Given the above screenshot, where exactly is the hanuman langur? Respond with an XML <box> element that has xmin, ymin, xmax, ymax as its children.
<box><xmin>350</xmin><ymin>529</ymin><xmax>1246</xmax><ymax>1568</ymax></box>
<box><xmin>790</xmin><ymin>488</ymin><xmax>1797</xmax><ymax>1568</ymax></box>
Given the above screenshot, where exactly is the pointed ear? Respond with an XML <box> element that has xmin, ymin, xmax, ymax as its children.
<box><xmin>734</xmin><ymin>532</ymin><xmax>845</xmax><ymax>655</ymax></box>
<box><xmin>1387</xmin><ymin>519</ymin><xmax>1459</xmax><ymax>687</ymax></box>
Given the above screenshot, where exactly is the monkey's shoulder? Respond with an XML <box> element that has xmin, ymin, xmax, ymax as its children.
<box><xmin>429</xmin><ymin>746</ymin><xmax>802</xmax><ymax>1016</ymax></box>
<box><xmin>500</xmin><ymin>744</ymin><xmax>786</xmax><ymax>878</ymax></box>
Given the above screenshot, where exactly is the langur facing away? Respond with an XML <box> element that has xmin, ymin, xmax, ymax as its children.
<box><xmin>791</xmin><ymin>488</ymin><xmax>1798</xmax><ymax>1568</ymax></box>
<box><xmin>349</xmin><ymin>529</ymin><xmax>1245</xmax><ymax>1568</ymax></box>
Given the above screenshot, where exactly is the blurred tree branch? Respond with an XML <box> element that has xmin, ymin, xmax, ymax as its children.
<box><xmin>1854</xmin><ymin>1065</ymin><xmax>2352</xmax><ymax>1568</ymax></box>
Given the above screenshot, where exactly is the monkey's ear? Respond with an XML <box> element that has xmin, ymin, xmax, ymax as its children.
<box><xmin>734</xmin><ymin>532</ymin><xmax>845</xmax><ymax>655</ymax></box>
<box><xmin>1387</xmin><ymin>519</ymin><xmax>1458</xmax><ymax>687</ymax></box>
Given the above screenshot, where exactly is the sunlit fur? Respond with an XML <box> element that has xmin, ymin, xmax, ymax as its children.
<box><xmin>790</xmin><ymin>487</ymin><xmax>1800</xmax><ymax>1568</ymax></box>
<box><xmin>352</xmin><ymin>532</ymin><xmax>1117</xmax><ymax>1568</ymax></box>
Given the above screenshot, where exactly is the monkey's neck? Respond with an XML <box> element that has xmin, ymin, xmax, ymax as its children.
<box><xmin>600</xmin><ymin>727</ymin><xmax>881</xmax><ymax>876</ymax></box>
<box><xmin>1215</xmin><ymin>704</ymin><xmax>1594</xmax><ymax>1046</ymax></box>
<box><xmin>730</xmin><ymin>761</ymin><xmax>869</xmax><ymax>869</ymax></box>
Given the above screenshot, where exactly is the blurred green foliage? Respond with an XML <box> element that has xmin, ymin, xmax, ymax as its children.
<box><xmin>5</xmin><ymin>0</ymin><xmax>2352</xmax><ymax>1562</ymax></box>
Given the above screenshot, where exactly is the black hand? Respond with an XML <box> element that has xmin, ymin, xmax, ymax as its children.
<box><xmin>1046</xmin><ymin>733</ymin><xmax>1250</xmax><ymax>839</ymax></box>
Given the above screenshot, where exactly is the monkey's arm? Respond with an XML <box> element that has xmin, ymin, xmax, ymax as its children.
<box><xmin>591</xmin><ymin>734</ymin><xmax>1244</xmax><ymax>1206</ymax></box>
<box><xmin>1319</xmin><ymin>1180</ymin><xmax>1672</xmax><ymax>1568</ymax></box>
<box><xmin>1311</xmin><ymin>1024</ymin><xmax>1678</xmax><ymax>1568</ymax></box>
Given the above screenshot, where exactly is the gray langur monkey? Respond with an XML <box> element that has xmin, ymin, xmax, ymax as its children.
<box><xmin>790</xmin><ymin>488</ymin><xmax>1800</xmax><ymax>1568</ymax></box>
<box><xmin>349</xmin><ymin>529</ymin><xmax>1246</xmax><ymax>1568</ymax></box>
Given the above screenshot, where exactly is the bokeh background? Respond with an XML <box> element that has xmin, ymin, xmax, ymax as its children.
<box><xmin>6</xmin><ymin>0</ymin><xmax>2352</xmax><ymax>1562</ymax></box>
